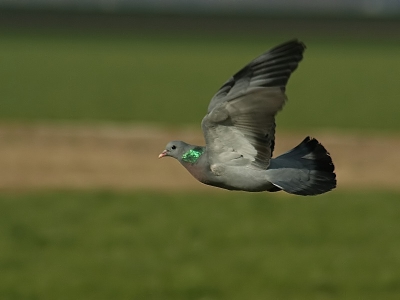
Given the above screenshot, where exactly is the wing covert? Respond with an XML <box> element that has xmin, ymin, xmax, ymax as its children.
<box><xmin>202</xmin><ymin>40</ymin><xmax>306</xmax><ymax>170</ymax></box>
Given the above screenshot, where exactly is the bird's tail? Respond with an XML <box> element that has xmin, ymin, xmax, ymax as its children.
<box><xmin>266</xmin><ymin>137</ymin><xmax>336</xmax><ymax>195</ymax></box>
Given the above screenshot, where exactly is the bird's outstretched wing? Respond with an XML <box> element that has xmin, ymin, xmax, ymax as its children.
<box><xmin>202</xmin><ymin>39</ymin><xmax>305</xmax><ymax>170</ymax></box>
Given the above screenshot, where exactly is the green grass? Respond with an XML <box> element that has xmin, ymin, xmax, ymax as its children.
<box><xmin>1</xmin><ymin>190</ymin><xmax>400</xmax><ymax>299</ymax></box>
<box><xmin>1</xmin><ymin>30</ymin><xmax>400</xmax><ymax>131</ymax></box>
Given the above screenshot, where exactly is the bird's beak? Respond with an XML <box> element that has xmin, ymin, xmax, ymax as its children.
<box><xmin>158</xmin><ymin>150</ymin><xmax>167</xmax><ymax>159</ymax></box>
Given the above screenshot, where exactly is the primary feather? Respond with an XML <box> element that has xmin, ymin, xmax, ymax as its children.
<box><xmin>202</xmin><ymin>40</ymin><xmax>305</xmax><ymax>170</ymax></box>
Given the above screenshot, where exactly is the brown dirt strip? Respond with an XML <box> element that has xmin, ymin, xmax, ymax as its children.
<box><xmin>0</xmin><ymin>123</ymin><xmax>399</xmax><ymax>192</ymax></box>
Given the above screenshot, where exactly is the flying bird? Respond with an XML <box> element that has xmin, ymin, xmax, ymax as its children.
<box><xmin>159</xmin><ymin>40</ymin><xmax>336</xmax><ymax>195</ymax></box>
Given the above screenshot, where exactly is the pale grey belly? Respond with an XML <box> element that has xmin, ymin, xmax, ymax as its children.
<box><xmin>205</xmin><ymin>165</ymin><xmax>275</xmax><ymax>192</ymax></box>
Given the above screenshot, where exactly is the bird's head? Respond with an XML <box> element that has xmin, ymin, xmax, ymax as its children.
<box><xmin>159</xmin><ymin>141</ymin><xmax>205</xmax><ymax>164</ymax></box>
<box><xmin>158</xmin><ymin>141</ymin><xmax>188</xmax><ymax>160</ymax></box>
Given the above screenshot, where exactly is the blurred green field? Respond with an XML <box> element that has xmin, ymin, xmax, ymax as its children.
<box><xmin>1</xmin><ymin>190</ymin><xmax>400</xmax><ymax>300</ymax></box>
<box><xmin>2</xmin><ymin>27</ymin><xmax>400</xmax><ymax>300</ymax></box>
<box><xmin>1</xmin><ymin>30</ymin><xmax>399</xmax><ymax>131</ymax></box>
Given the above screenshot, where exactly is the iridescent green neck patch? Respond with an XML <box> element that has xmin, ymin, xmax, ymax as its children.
<box><xmin>182</xmin><ymin>147</ymin><xmax>204</xmax><ymax>164</ymax></box>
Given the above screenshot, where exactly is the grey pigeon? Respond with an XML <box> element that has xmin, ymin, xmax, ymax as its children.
<box><xmin>159</xmin><ymin>39</ymin><xmax>336</xmax><ymax>195</ymax></box>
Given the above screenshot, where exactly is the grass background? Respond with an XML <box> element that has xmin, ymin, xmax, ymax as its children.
<box><xmin>1</xmin><ymin>19</ymin><xmax>400</xmax><ymax>299</ymax></box>
<box><xmin>1</xmin><ymin>30</ymin><xmax>400</xmax><ymax>131</ymax></box>
<box><xmin>1</xmin><ymin>191</ymin><xmax>400</xmax><ymax>300</ymax></box>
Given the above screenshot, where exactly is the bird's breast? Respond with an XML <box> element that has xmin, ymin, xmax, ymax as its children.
<box><xmin>181</xmin><ymin>161</ymin><xmax>211</xmax><ymax>184</ymax></box>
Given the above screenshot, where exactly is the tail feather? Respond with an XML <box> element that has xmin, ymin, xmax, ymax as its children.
<box><xmin>267</xmin><ymin>137</ymin><xmax>336</xmax><ymax>196</ymax></box>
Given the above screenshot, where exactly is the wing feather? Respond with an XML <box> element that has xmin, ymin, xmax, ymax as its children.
<box><xmin>202</xmin><ymin>40</ymin><xmax>306</xmax><ymax>170</ymax></box>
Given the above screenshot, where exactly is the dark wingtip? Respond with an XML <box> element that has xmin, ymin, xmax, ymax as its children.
<box><xmin>269</xmin><ymin>39</ymin><xmax>306</xmax><ymax>55</ymax></box>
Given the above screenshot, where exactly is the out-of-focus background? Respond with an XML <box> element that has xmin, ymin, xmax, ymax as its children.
<box><xmin>1</xmin><ymin>1</ymin><xmax>400</xmax><ymax>299</ymax></box>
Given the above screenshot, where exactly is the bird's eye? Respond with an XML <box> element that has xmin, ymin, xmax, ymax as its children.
<box><xmin>171</xmin><ymin>145</ymin><xmax>176</xmax><ymax>150</ymax></box>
